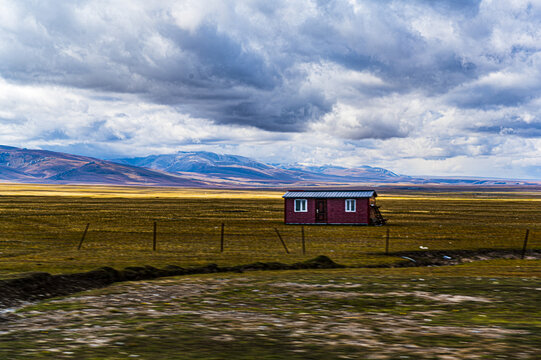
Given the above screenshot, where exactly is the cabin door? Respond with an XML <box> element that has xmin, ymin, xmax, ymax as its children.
<box><xmin>315</xmin><ymin>199</ymin><xmax>327</xmax><ymax>223</ymax></box>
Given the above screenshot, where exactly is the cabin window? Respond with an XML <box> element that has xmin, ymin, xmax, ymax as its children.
<box><xmin>294</xmin><ymin>199</ymin><xmax>307</xmax><ymax>212</ymax></box>
<box><xmin>345</xmin><ymin>199</ymin><xmax>356</xmax><ymax>212</ymax></box>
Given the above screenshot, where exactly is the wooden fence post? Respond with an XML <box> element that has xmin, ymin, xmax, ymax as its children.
<box><xmin>274</xmin><ymin>228</ymin><xmax>290</xmax><ymax>254</ymax></box>
<box><xmin>301</xmin><ymin>226</ymin><xmax>306</xmax><ymax>255</ymax></box>
<box><xmin>521</xmin><ymin>229</ymin><xmax>530</xmax><ymax>260</ymax></box>
<box><xmin>153</xmin><ymin>221</ymin><xmax>157</xmax><ymax>251</ymax></box>
<box><xmin>385</xmin><ymin>228</ymin><xmax>390</xmax><ymax>255</ymax></box>
<box><xmin>220</xmin><ymin>223</ymin><xmax>225</xmax><ymax>252</ymax></box>
<box><xmin>77</xmin><ymin>223</ymin><xmax>90</xmax><ymax>250</ymax></box>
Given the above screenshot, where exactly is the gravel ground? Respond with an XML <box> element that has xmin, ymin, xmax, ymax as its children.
<box><xmin>1</xmin><ymin>270</ymin><xmax>539</xmax><ymax>359</ymax></box>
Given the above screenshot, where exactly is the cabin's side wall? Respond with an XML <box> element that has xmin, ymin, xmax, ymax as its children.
<box><xmin>284</xmin><ymin>198</ymin><xmax>316</xmax><ymax>224</ymax></box>
<box><xmin>361</xmin><ymin>198</ymin><xmax>370</xmax><ymax>224</ymax></box>
<box><xmin>326</xmin><ymin>198</ymin><xmax>369</xmax><ymax>224</ymax></box>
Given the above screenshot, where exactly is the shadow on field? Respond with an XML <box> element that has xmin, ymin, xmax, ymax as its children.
<box><xmin>1</xmin><ymin>249</ymin><xmax>539</xmax><ymax>312</ymax></box>
<box><xmin>371</xmin><ymin>248</ymin><xmax>541</xmax><ymax>267</ymax></box>
<box><xmin>0</xmin><ymin>255</ymin><xmax>343</xmax><ymax>310</ymax></box>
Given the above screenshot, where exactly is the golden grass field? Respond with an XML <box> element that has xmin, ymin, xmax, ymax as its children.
<box><xmin>0</xmin><ymin>184</ymin><xmax>539</xmax><ymax>277</ymax></box>
<box><xmin>1</xmin><ymin>184</ymin><xmax>540</xmax><ymax>359</ymax></box>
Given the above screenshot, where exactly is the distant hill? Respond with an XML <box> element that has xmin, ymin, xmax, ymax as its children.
<box><xmin>276</xmin><ymin>164</ymin><xmax>403</xmax><ymax>182</ymax></box>
<box><xmin>114</xmin><ymin>151</ymin><xmax>297</xmax><ymax>181</ymax></box>
<box><xmin>114</xmin><ymin>151</ymin><xmax>407</xmax><ymax>184</ymax></box>
<box><xmin>1</xmin><ymin>145</ymin><xmax>537</xmax><ymax>187</ymax></box>
<box><xmin>111</xmin><ymin>151</ymin><xmax>541</xmax><ymax>186</ymax></box>
<box><xmin>0</xmin><ymin>145</ymin><xmax>205</xmax><ymax>186</ymax></box>
<box><xmin>118</xmin><ymin>151</ymin><xmax>272</xmax><ymax>173</ymax></box>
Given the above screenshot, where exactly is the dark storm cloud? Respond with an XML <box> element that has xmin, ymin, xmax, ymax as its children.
<box><xmin>0</xmin><ymin>0</ymin><xmax>540</xmax><ymax>139</ymax></box>
<box><xmin>160</xmin><ymin>24</ymin><xmax>278</xmax><ymax>90</ymax></box>
<box><xmin>222</xmin><ymin>99</ymin><xmax>331</xmax><ymax>132</ymax></box>
<box><xmin>417</xmin><ymin>0</ymin><xmax>482</xmax><ymax>15</ymax></box>
<box><xmin>473</xmin><ymin>116</ymin><xmax>541</xmax><ymax>138</ymax></box>
<box><xmin>448</xmin><ymin>85</ymin><xmax>537</xmax><ymax>109</ymax></box>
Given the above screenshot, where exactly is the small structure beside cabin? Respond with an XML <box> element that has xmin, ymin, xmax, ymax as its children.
<box><xmin>283</xmin><ymin>190</ymin><xmax>386</xmax><ymax>225</ymax></box>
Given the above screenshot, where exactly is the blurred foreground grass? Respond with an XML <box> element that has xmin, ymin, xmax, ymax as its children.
<box><xmin>0</xmin><ymin>184</ymin><xmax>540</xmax><ymax>277</ymax></box>
<box><xmin>2</xmin><ymin>264</ymin><xmax>540</xmax><ymax>359</ymax></box>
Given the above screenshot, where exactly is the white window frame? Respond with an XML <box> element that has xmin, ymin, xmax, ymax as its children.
<box><xmin>294</xmin><ymin>199</ymin><xmax>308</xmax><ymax>212</ymax></box>
<box><xmin>345</xmin><ymin>199</ymin><xmax>356</xmax><ymax>212</ymax></box>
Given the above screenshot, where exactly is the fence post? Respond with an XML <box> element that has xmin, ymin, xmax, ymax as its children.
<box><xmin>77</xmin><ymin>223</ymin><xmax>90</xmax><ymax>250</ymax></box>
<box><xmin>521</xmin><ymin>229</ymin><xmax>530</xmax><ymax>259</ymax></box>
<box><xmin>301</xmin><ymin>226</ymin><xmax>306</xmax><ymax>255</ymax></box>
<box><xmin>274</xmin><ymin>228</ymin><xmax>290</xmax><ymax>254</ymax></box>
<box><xmin>153</xmin><ymin>221</ymin><xmax>157</xmax><ymax>251</ymax></box>
<box><xmin>385</xmin><ymin>228</ymin><xmax>390</xmax><ymax>255</ymax></box>
<box><xmin>220</xmin><ymin>223</ymin><xmax>225</xmax><ymax>252</ymax></box>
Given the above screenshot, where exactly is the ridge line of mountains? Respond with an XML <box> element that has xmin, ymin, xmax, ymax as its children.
<box><xmin>0</xmin><ymin>145</ymin><xmax>537</xmax><ymax>187</ymax></box>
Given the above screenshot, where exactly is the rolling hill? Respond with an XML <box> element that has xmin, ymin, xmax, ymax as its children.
<box><xmin>113</xmin><ymin>151</ymin><xmax>298</xmax><ymax>181</ymax></box>
<box><xmin>0</xmin><ymin>145</ymin><xmax>205</xmax><ymax>186</ymax></box>
<box><xmin>1</xmin><ymin>145</ymin><xmax>537</xmax><ymax>187</ymax></box>
<box><xmin>113</xmin><ymin>151</ymin><xmax>408</xmax><ymax>184</ymax></box>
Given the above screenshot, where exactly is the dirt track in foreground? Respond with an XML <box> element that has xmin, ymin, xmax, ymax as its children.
<box><xmin>1</xmin><ymin>270</ymin><xmax>539</xmax><ymax>360</ymax></box>
<box><xmin>2</xmin><ymin>250</ymin><xmax>540</xmax><ymax>311</ymax></box>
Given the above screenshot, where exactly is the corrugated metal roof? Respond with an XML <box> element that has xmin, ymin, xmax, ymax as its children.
<box><xmin>282</xmin><ymin>190</ymin><xmax>375</xmax><ymax>198</ymax></box>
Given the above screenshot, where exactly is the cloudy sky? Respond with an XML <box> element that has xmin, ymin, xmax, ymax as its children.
<box><xmin>1</xmin><ymin>0</ymin><xmax>540</xmax><ymax>179</ymax></box>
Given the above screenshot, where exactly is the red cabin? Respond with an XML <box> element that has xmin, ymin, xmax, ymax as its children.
<box><xmin>283</xmin><ymin>190</ymin><xmax>385</xmax><ymax>225</ymax></box>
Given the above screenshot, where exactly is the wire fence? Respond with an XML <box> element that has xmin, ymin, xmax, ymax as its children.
<box><xmin>2</xmin><ymin>218</ymin><xmax>538</xmax><ymax>256</ymax></box>
<box><xmin>0</xmin><ymin>195</ymin><xmax>539</xmax><ymax>269</ymax></box>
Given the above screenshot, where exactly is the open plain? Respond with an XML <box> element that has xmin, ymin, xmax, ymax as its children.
<box><xmin>0</xmin><ymin>184</ymin><xmax>540</xmax><ymax>359</ymax></box>
<box><xmin>0</xmin><ymin>184</ymin><xmax>540</xmax><ymax>276</ymax></box>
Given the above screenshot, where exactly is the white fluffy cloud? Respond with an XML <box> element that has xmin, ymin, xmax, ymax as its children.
<box><xmin>0</xmin><ymin>0</ymin><xmax>540</xmax><ymax>178</ymax></box>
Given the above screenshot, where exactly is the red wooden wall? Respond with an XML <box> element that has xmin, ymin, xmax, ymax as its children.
<box><xmin>284</xmin><ymin>197</ymin><xmax>370</xmax><ymax>224</ymax></box>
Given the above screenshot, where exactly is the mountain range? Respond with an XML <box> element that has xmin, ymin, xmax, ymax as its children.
<box><xmin>0</xmin><ymin>145</ymin><xmax>204</xmax><ymax>186</ymax></box>
<box><xmin>0</xmin><ymin>145</ymin><xmax>537</xmax><ymax>187</ymax></box>
<box><xmin>113</xmin><ymin>151</ymin><xmax>408</xmax><ymax>184</ymax></box>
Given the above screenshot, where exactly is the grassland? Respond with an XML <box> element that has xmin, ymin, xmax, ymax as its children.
<box><xmin>0</xmin><ymin>184</ymin><xmax>540</xmax><ymax>277</ymax></box>
<box><xmin>1</xmin><ymin>184</ymin><xmax>540</xmax><ymax>359</ymax></box>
